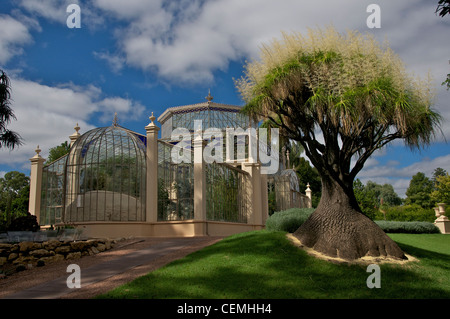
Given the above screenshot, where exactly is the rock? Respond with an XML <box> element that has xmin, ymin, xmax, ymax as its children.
<box><xmin>15</xmin><ymin>264</ymin><xmax>27</xmax><ymax>272</ymax></box>
<box><xmin>8</xmin><ymin>253</ymin><xmax>18</xmax><ymax>261</ymax></box>
<box><xmin>55</xmin><ymin>245</ymin><xmax>71</xmax><ymax>254</ymax></box>
<box><xmin>0</xmin><ymin>257</ymin><xmax>7</xmax><ymax>266</ymax></box>
<box><xmin>96</xmin><ymin>244</ymin><xmax>106</xmax><ymax>252</ymax></box>
<box><xmin>10</xmin><ymin>244</ymin><xmax>19</xmax><ymax>253</ymax></box>
<box><xmin>13</xmin><ymin>256</ymin><xmax>37</xmax><ymax>265</ymax></box>
<box><xmin>70</xmin><ymin>241</ymin><xmax>91</xmax><ymax>251</ymax></box>
<box><xmin>39</xmin><ymin>254</ymin><xmax>64</xmax><ymax>264</ymax></box>
<box><xmin>29</xmin><ymin>249</ymin><xmax>54</xmax><ymax>258</ymax></box>
<box><xmin>43</xmin><ymin>239</ymin><xmax>61</xmax><ymax>251</ymax></box>
<box><xmin>37</xmin><ymin>259</ymin><xmax>45</xmax><ymax>267</ymax></box>
<box><xmin>87</xmin><ymin>239</ymin><xmax>99</xmax><ymax>246</ymax></box>
<box><xmin>105</xmin><ymin>240</ymin><xmax>112</xmax><ymax>250</ymax></box>
<box><xmin>90</xmin><ymin>246</ymin><xmax>99</xmax><ymax>254</ymax></box>
<box><xmin>0</xmin><ymin>243</ymin><xmax>13</xmax><ymax>249</ymax></box>
<box><xmin>19</xmin><ymin>241</ymin><xmax>41</xmax><ymax>252</ymax></box>
<box><xmin>66</xmin><ymin>252</ymin><xmax>81</xmax><ymax>260</ymax></box>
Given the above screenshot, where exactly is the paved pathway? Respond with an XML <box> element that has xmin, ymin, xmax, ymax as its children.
<box><xmin>2</xmin><ymin>237</ymin><xmax>212</xmax><ymax>299</ymax></box>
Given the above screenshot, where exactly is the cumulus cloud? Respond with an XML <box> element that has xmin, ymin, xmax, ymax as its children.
<box><xmin>358</xmin><ymin>153</ymin><xmax>450</xmax><ymax>197</ymax></box>
<box><xmin>86</xmin><ymin>0</ymin><xmax>443</xmax><ymax>84</ymax></box>
<box><xmin>93</xmin><ymin>51</ymin><xmax>126</xmax><ymax>74</ymax></box>
<box><xmin>0</xmin><ymin>77</ymin><xmax>146</xmax><ymax>167</ymax></box>
<box><xmin>0</xmin><ymin>14</ymin><xmax>33</xmax><ymax>64</ymax></box>
<box><xmin>17</xmin><ymin>0</ymin><xmax>73</xmax><ymax>23</ymax></box>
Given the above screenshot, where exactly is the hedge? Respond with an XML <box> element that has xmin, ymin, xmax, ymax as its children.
<box><xmin>374</xmin><ymin>204</ymin><xmax>436</xmax><ymax>223</ymax></box>
<box><xmin>265</xmin><ymin>208</ymin><xmax>314</xmax><ymax>233</ymax></box>
<box><xmin>266</xmin><ymin>208</ymin><xmax>440</xmax><ymax>234</ymax></box>
<box><xmin>374</xmin><ymin>220</ymin><xmax>440</xmax><ymax>234</ymax></box>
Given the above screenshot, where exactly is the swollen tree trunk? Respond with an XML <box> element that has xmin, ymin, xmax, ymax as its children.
<box><xmin>294</xmin><ymin>175</ymin><xmax>406</xmax><ymax>261</ymax></box>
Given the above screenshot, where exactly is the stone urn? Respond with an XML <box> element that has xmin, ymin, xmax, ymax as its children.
<box><xmin>437</xmin><ymin>203</ymin><xmax>446</xmax><ymax>217</ymax></box>
<box><xmin>434</xmin><ymin>207</ymin><xmax>440</xmax><ymax>217</ymax></box>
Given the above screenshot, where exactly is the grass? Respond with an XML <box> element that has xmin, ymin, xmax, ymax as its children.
<box><xmin>97</xmin><ymin>230</ymin><xmax>450</xmax><ymax>299</ymax></box>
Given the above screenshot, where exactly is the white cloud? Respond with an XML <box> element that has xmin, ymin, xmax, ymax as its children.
<box><xmin>17</xmin><ymin>0</ymin><xmax>106</xmax><ymax>30</ymax></box>
<box><xmin>93</xmin><ymin>51</ymin><xmax>126</xmax><ymax>73</ymax></box>
<box><xmin>358</xmin><ymin>154</ymin><xmax>450</xmax><ymax>197</ymax></box>
<box><xmin>17</xmin><ymin>0</ymin><xmax>76</xmax><ymax>23</ymax></box>
<box><xmin>0</xmin><ymin>14</ymin><xmax>33</xmax><ymax>64</ymax></box>
<box><xmin>0</xmin><ymin>77</ymin><xmax>146</xmax><ymax>167</ymax></box>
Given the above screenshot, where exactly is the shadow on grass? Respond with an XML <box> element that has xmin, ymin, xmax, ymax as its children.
<box><xmin>98</xmin><ymin>231</ymin><xmax>450</xmax><ymax>299</ymax></box>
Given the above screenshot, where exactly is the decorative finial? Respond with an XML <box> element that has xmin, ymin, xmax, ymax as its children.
<box><xmin>112</xmin><ymin>112</ymin><xmax>119</xmax><ymax>127</ymax></box>
<box><xmin>35</xmin><ymin>145</ymin><xmax>41</xmax><ymax>156</ymax></box>
<box><xmin>286</xmin><ymin>149</ymin><xmax>290</xmax><ymax>169</ymax></box>
<box><xmin>205</xmin><ymin>89</ymin><xmax>213</xmax><ymax>102</ymax></box>
<box><xmin>149</xmin><ymin>112</ymin><xmax>155</xmax><ymax>124</ymax></box>
<box><xmin>74</xmin><ymin>123</ymin><xmax>80</xmax><ymax>134</ymax></box>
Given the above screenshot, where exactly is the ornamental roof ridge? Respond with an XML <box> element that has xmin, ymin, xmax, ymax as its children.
<box><xmin>157</xmin><ymin>101</ymin><xmax>243</xmax><ymax>124</ymax></box>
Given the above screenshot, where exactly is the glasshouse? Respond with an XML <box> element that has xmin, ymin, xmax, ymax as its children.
<box><xmin>28</xmin><ymin>94</ymin><xmax>312</xmax><ymax>238</ymax></box>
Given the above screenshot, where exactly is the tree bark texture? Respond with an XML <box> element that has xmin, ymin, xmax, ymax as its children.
<box><xmin>293</xmin><ymin>176</ymin><xmax>407</xmax><ymax>261</ymax></box>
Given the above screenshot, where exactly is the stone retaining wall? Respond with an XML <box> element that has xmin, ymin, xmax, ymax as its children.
<box><xmin>0</xmin><ymin>238</ymin><xmax>117</xmax><ymax>273</ymax></box>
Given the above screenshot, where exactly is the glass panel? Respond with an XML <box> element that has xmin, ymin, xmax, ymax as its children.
<box><xmin>206</xmin><ymin>162</ymin><xmax>248</xmax><ymax>223</ymax></box>
<box><xmin>40</xmin><ymin>154</ymin><xmax>66</xmax><ymax>225</ymax></box>
<box><xmin>157</xmin><ymin>140</ymin><xmax>194</xmax><ymax>221</ymax></box>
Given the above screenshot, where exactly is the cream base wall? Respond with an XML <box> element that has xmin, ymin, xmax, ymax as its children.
<box><xmin>64</xmin><ymin>220</ymin><xmax>265</xmax><ymax>239</ymax></box>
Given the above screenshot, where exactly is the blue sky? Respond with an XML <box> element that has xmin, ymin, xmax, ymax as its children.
<box><xmin>0</xmin><ymin>0</ymin><xmax>449</xmax><ymax>198</ymax></box>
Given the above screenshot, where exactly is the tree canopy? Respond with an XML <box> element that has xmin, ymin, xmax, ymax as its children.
<box><xmin>431</xmin><ymin>173</ymin><xmax>450</xmax><ymax>205</ymax></box>
<box><xmin>436</xmin><ymin>0</ymin><xmax>450</xmax><ymax>17</ymax></box>
<box><xmin>0</xmin><ymin>171</ymin><xmax>30</xmax><ymax>227</ymax></box>
<box><xmin>405</xmin><ymin>172</ymin><xmax>434</xmax><ymax>209</ymax></box>
<box><xmin>236</xmin><ymin>28</ymin><xmax>442</xmax><ymax>190</ymax></box>
<box><xmin>46</xmin><ymin>141</ymin><xmax>70</xmax><ymax>164</ymax></box>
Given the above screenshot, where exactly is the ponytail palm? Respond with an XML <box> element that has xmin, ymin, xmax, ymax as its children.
<box><xmin>236</xmin><ymin>27</ymin><xmax>442</xmax><ymax>260</ymax></box>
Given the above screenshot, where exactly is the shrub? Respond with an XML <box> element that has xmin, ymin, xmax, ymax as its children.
<box><xmin>7</xmin><ymin>212</ymin><xmax>40</xmax><ymax>232</ymax></box>
<box><xmin>374</xmin><ymin>204</ymin><xmax>436</xmax><ymax>223</ymax></box>
<box><xmin>375</xmin><ymin>220</ymin><xmax>440</xmax><ymax>234</ymax></box>
<box><xmin>265</xmin><ymin>208</ymin><xmax>314</xmax><ymax>233</ymax></box>
<box><xmin>266</xmin><ymin>207</ymin><xmax>440</xmax><ymax>234</ymax></box>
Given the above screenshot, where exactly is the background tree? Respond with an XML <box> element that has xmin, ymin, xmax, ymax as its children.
<box><xmin>0</xmin><ymin>70</ymin><xmax>22</xmax><ymax>149</ymax></box>
<box><xmin>431</xmin><ymin>173</ymin><xmax>450</xmax><ymax>204</ymax></box>
<box><xmin>353</xmin><ymin>179</ymin><xmax>378</xmax><ymax>220</ymax></box>
<box><xmin>0</xmin><ymin>171</ymin><xmax>30</xmax><ymax>227</ymax></box>
<box><xmin>405</xmin><ymin>172</ymin><xmax>434</xmax><ymax>209</ymax></box>
<box><xmin>365</xmin><ymin>181</ymin><xmax>403</xmax><ymax>207</ymax></box>
<box><xmin>46</xmin><ymin>141</ymin><xmax>70</xmax><ymax>164</ymax></box>
<box><xmin>432</xmin><ymin>167</ymin><xmax>447</xmax><ymax>187</ymax></box>
<box><xmin>236</xmin><ymin>27</ymin><xmax>441</xmax><ymax>260</ymax></box>
<box><xmin>353</xmin><ymin>180</ymin><xmax>403</xmax><ymax>221</ymax></box>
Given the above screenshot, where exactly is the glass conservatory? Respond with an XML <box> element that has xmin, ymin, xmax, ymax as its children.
<box><xmin>33</xmin><ymin>94</ymin><xmax>311</xmax><ymax>238</ymax></box>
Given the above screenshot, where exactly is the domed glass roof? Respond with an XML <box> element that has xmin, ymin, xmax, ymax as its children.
<box><xmin>64</xmin><ymin>125</ymin><xmax>146</xmax><ymax>222</ymax></box>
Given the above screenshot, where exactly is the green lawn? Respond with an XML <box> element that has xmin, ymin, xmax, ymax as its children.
<box><xmin>97</xmin><ymin>230</ymin><xmax>450</xmax><ymax>299</ymax></box>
